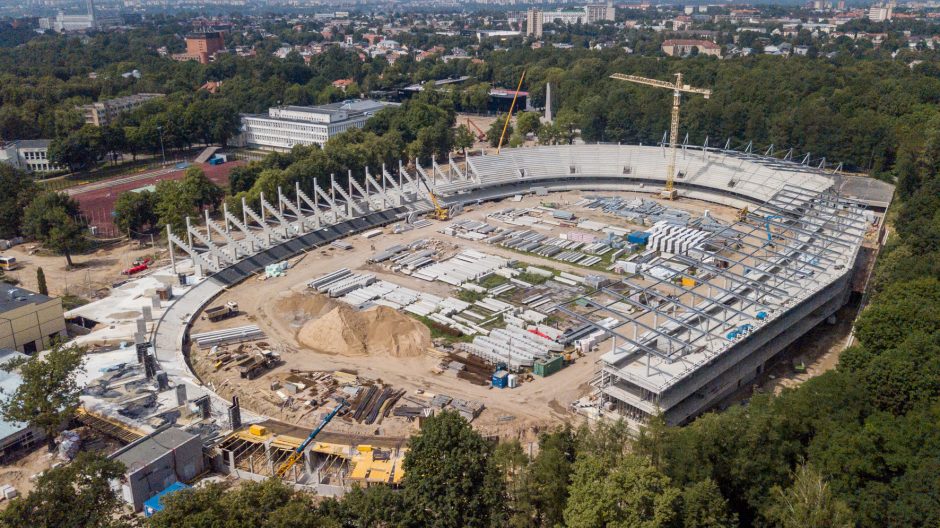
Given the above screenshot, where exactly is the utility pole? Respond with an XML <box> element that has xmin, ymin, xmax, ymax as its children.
<box><xmin>610</xmin><ymin>72</ymin><xmax>711</xmax><ymax>199</ymax></box>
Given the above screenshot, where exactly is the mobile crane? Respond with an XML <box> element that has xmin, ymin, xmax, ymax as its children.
<box><xmin>418</xmin><ymin>173</ymin><xmax>449</xmax><ymax>221</ymax></box>
<box><xmin>610</xmin><ymin>72</ymin><xmax>712</xmax><ymax>200</ymax></box>
<box><xmin>275</xmin><ymin>400</ymin><xmax>348</xmax><ymax>478</ymax></box>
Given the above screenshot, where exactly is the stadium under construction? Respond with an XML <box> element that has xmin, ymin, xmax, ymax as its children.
<box><xmin>81</xmin><ymin>142</ymin><xmax>891</xmax><ymax>470</ymax></box>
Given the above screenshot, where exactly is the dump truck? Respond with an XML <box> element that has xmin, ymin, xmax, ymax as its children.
<box><xmin>205</xmin><ymin>301</ymin><xmax>239</xmax><ymax>322</ymax></box>
<box><xmin>236</xmin><ymin>350</ymin><xmax>279</xmax><ymax>380</ymax></box>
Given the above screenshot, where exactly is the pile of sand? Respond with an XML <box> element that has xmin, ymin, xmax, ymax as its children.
<box><xmin>297</xmin><ymin>302</ymin><xmax>431</xmax><ymax>358</ymax></box>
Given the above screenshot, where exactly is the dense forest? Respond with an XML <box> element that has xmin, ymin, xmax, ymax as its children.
<box><xmin>4</xmin><ymin>24</ymin><xmax>940</xmax><ymax>176</ymax></box>
<box><xmin>1</xmin><ymin>21</ymin><xmax>940</xmax><ymax>528</ymax></box>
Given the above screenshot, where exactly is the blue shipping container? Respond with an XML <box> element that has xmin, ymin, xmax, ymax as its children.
<box><xmin>492</xmin><ymin>370</ymin><xmax>509</xmax><ymax>389</ymax></box>
<box><xmin>627</xmin><ymin>231</ymin><xmax>651</xmax><ymax>245</ymax></box>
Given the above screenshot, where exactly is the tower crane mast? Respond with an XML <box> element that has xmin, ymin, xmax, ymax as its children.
<box><xmin>610</xmin><ymin>72</ymin><xmax>711</xmax><ymax>200</ymax></box>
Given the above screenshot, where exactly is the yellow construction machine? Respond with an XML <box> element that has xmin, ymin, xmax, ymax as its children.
<box><xmin>275</xmin><ymin>400</ymin><xmax>348</xmax><ymax>478</ymax></box>
<box><xmin>419</xmin><ymin>176</ymin><xmax>449</xmax><ymax>221</ymax></box>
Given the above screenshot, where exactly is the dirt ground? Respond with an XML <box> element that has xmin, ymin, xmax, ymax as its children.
<box><xmin>1</xmin><ymin>241</ymin><xmax>169</xmax><ymax>301</ymax></box>
<box><xmin>0</xmin><ymin>427</ymin><xmax>123</xmax><ymax>506</ymax></box>
<box><xmin>0</xmin><ymin>449</ymin><xmax>55</xmax><ymax>504</ymax></box>
<box><xmin>188</xmin><ymin>191</ymin><xmax>742</xmax><ymax>441</ymax></box>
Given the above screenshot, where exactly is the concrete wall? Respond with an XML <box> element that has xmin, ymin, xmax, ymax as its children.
<box><xmin>0</xmin><ymin>298</ymin><xmax>66</xmax><ymax>353</ymax></box>
<box><xmin>121</xmin><ymin>435</ymin><xmax>204</xmax><ymax>512</ymax></box>
<box><xmin>663</xmin><ymin>272</ymin><xmax>853</xmax><ymax>424</ymax></box>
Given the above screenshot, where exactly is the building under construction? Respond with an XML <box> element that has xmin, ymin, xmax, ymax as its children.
<box><xmin>559</xmin><ymin>184</ymin><xmax>869</xmax><ymax>424</ymax></box>
<box><xmin>144</xmin><ymin>141</ymin><xmax>891</xmax><ymax>437</ymax></box>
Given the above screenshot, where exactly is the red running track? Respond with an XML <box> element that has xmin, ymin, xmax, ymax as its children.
<box><xmin>72</xmin><ymin>161</ymin><xmax>243</xmax><ymax>237</ymax></box>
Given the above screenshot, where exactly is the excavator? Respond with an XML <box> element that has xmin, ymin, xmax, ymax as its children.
<box><xmin>275</xmin><ymin>400</ymin><xmax>348</xmax><ymax>478</ymax></box>
<box><xmin>465</xmin><ymin>118</ymin><xmax>487</xmax><ymax>142</ymax></box>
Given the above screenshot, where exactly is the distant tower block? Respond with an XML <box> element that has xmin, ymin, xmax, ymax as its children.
<box><xmin>86</xmin><ymin>0</ymin><xmax>96</xmax><ymax>27</ymax></box>
<box><xmin>544</xmin><ymin>83</ymin><xmax>553</xmax><ymax>123</ymax></box>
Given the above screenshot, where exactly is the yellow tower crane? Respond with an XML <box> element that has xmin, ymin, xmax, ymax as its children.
<box><xmin>610</xmin><ymin>72</ymin><xmax>711</xmax><ymax>200</ymax></box>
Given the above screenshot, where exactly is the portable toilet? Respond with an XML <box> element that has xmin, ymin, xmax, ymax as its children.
<box><xmin>491</xmin><ymin>370</ymin><xmax>509</xmax><ymax>389</ymax></box>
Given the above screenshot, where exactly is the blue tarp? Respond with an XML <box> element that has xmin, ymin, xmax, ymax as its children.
<box><xmin>143</xmin><ymin>481</ymin><xmax>190</xmax><ymax>517</ymax></box>
<box><xmin>627</xmin><ymin>231</ymin><xmax>651</xmax><ymax>245</ymax></box>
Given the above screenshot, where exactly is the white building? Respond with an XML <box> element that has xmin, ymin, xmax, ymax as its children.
<box><xmin>0</xmin><ymin>140</ymin><xmax>62</xmax><ymax>174</ymax></box>
<box><xmin>527</xmin><ymin>9</ymin><xmax>544</xmax><ymax>37</ymax></box>
<box><xmin>868</xmin><ymin>5</ymin><xmax>893</xmax><ymax>21</ymax></box>
<box><xmin>237</xmin><ymin>100</ymin><xmax>396</xmax><ymax>151</ymax></box>
<box><xmin>79</xmin><ymin>93</ymin><xmax>165</xmax><ymax>127</ymax></box>
<box><xmin>527</xmin><ymin>2</ymin><xmax>614</xmax><ymax>34</ymax></box>
<box><xmin>39</xmin><ymin>0</ymin><xmax>97</xmax><ymax>32</ymax></box>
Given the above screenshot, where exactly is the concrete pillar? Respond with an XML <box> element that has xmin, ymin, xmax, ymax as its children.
<box><xmin>136</xmin><ymin>318</ymin><xmax>146</xmax><ymax>336</ymax></box>
<box><xmin>151</xmin><ymin>294</ymin><xmax>161</xmax><ymax>309</ymax></box>
<box><xmin>142</xmin><ymin>305</ymin><xmax>152</xmax><ymax>322</ymax></box>
<box><xmin>175</xmin><ymin>384</ymin><xmax>187</xmax><ymax>406</ymax></box>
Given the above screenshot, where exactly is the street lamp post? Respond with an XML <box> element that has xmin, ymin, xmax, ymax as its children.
<box><xmin>157</xmin><ymin>125</ymin><xmax>166</xmax><ymax>166</ymax></box>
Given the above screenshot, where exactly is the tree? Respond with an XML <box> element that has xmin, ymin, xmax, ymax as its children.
<box><xmin>681</xmin><ymin>479</ymin><xmax>738</xmax><ymax>528</ymax></box>
<box><xmin>99</xmin><ymin>125</ymin><xmax>126</xmax><ymax>164</ymax></box>
<box><xmin>229</xmin><ymin>164</ymin><xmax>262</xmax><ymax>194</ymax></box>
<box><xmin>764</xmin><ymin>464</ymin><xmax>854</xmax><ymax>528</ymax></box>
<box><xmin>402</xmin><ymin>410</ymin><xmax>506</xmax><ymax>528</ymax></box>
<box><xmin>517</xmin><ymin>428</ymin><xmax>576</xmax><ymax>527</ymax></box>
<box><xmin>320</xmin><ymin>485</ymin><xmax>405</xmax><ymax>527</ymax></box>
<box><xmin>154</xmin><ymin>168</ymin><xmax>224</xmax><ymax>233</ymax></box>
<box><xmin>0</xmin><ymin>164</ymin><xmax>37</xmax><ymax>238</ymax></box>
<box><xmin>0</xmin><ymin>342</ymin><xmax>85</xmax><ymax>449</ymax></box>
<box><xmin>113</xmin><ymin>190</ymin><xmax>158</xmax><ymax>234</ymax></box>
<box><xmin>516</xmin><ymin>111</ymin><xmax>542</xmax><ymax>137</ymax></box>
<box><xmin>461</xmin><ymin>82</ymin><xmax>491</xmax><ymax>113</ymax></box>
<box><xmin>36</xmin><ymin>267</ymin><xmax>47</xmax><ymax>296</ymax></box>
<box><xmin>154</xmin><ymin>180</ymin><xmax>191</xmax><ymax>234</ymax></box>
<box><xmin>565</xmin><ymin>453</ymin><xmax>681</xmax><ymax>528</ymax></box>
<box><xmin>150</xmin><ymin>478</ymin><xmax>338</xmax><ymax>528</ymax></box>
<box><xmin>488</xmin><ymin>115</ymin><xmax>513</xmax><ymax>148</ymax></box>
<box><xmin>555</xmin><ymin>108</ymin><xmax>580</xmax><ymax>144</ymax></box>
<box><xmin>453</xmin><ymin>124</ymin><xmax>476</xmax><ymax>152</ymax></box>
<box><xmin>179</xmin><ymin>166</ymin><xmax>224</xmax><ymax>211</ymax></box>
<box><xmin>0</xmin><ymin>453</ymin><xmax>128</xmax><ymax>528</ymax></box>
<box><xmin>851</xmin><ymin>277</ymin><xmax>940</xmax><ymax>358</ymax></box>
<box><xmin>48</xmin><ymin>125</ymin><xmax>103</xmax><ymax>172</ymax></box>
<box><xmin>22</xmin><ymin>192</ymin><xmax>88</xmax><ymax>267</ymax></box>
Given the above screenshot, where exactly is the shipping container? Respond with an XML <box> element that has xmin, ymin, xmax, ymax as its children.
<box><xmin>533</xmin><ymin>355</ymin><xmax>564</xmax><ymax>377</ymax></box>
